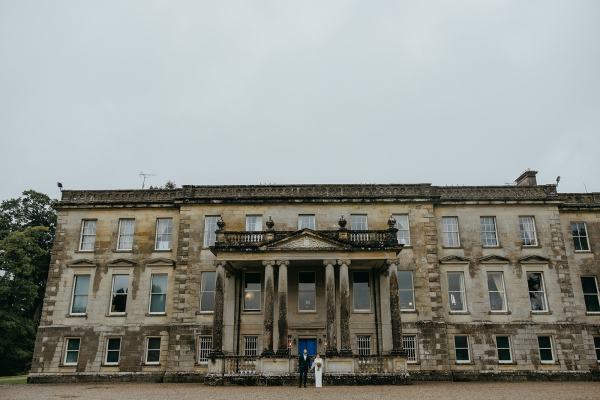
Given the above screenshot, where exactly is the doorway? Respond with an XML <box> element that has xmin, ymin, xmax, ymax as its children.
<box><xmin>297</xmin><ymin>338</ymin><xmax>317</xmax><ymax>356</ymax></box>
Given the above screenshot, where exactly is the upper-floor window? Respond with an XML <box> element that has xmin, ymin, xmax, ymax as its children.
<box><xmin>397</xmin><ymin>270</ymin><xmax>415</xmax><ymax>311</ymax></box>
<box><xmin>154</xmin><ymin>218</ymin><xmax>172</xmax><ymax>251</ymax></box>
<box><xmin>480</xmin><ymin>216</ymin><xmax>499</xmax><ymax>247</ymax></box>
<box><xmin>298</xmin><ymin>271</ymin><xmax>316</xmax><ymax>312</ymax></box>
<box><xmin>519</xmin><ymin>216</ymin><xmax>538</xmax><ymax>246</ymax></box>
<box><xmin>487</xmin><ymin>271</ymin><xmax>507</xmax><ymax>312</ymax></box>
<box><xmin>116</xmin><ymin>219</ymin><xmax>135</xmax><ymax>251</ymax></box>
<box><xmin>149</xmin><ymin>274</ymin><xmax>168</xmax><ymax>314</ymax></box>
<box><xmin>110</xmin><ymin>274</ymin><xmax>129</xmax><ymax>314</ymax></box>
<box><xmin>63</xmin><ymin>338</ymin><xmax>81</xmax><ymax>366</ymax></box>
<box><xmin>353</xmin><ymin>271</ymin><xmax>371</xmax><ymax>311</ymax></box>
<box><xmin>79</xmin><ymin>219</ymin><xmax>96</xmax><ymax>251</ymax></box>
<box><xmin>393</xmin><ymin>214</ymin><xmax>410</xmax><ymax>245</ymax></box>
<box><xmin>200</xmin><ymin>271</ymin><xmax>216</xmax><ymax>312</ymax></box>
<box><xmin>350</xmin><ymin>214</ymin><xmax>368</xmax><ymax>230</ymax></box>
<box><xmin>298</xmin><ymin>214</ymin><xmax>316</xmax><ymax>230</ymax></box>
<box><xmin>245</xmin><ymin>215</ymin><xmax>262</xmax><ymax>231</ymax></box>
<box><xmin>105</xmin><ymin>337</ymin><xmax>121</xmax><ymax>365</ymax></box>
<box><xmin>581</xmin><ymin>276</ymin><xmax>600</xmax><ymax>313</ymax></box>
<box><xmin>537</xmin><ymin>336</ymin><xmax>554</xmax><ymax>363</ymax></box>
<box><xmin>527</xmin><ymin>272</ymin><xmax>548</xmax><ymax>312</ymax></box>
<box><xmin>244</xmin><ymin>273</ymin><xmax>261</xmax><ymax>311</ymax></box>
<box><xmin>356</xmin><ymin>335</ymin><xmax>371</xmax><ymax>356</ymax></box>
<box><xmin>145</xmin><ymin>337</ymin><xmax>161</xmax><ymax>365</ymax></box>
<box><xmin>70</xmin><ymin>274</ymin><xmax>90</xmax><ymax>315</ymax></box>
<box><xmin>442</xmin><ymin>217</ymin><xmax>460</xmax><ymax>247</ymax></box>
<box><xmin>203</xmin><ymin>216</ymin><xmax>220</xmax><ymax>247</ymax></box>
<box><xmin>571</xmin><ymin>222</ymin><xmax>590</xmax><ymax>252</ymax></box>
<box><xmin>447</xmin><ymin>271</ymin><xmax>467</xmax><ymax>312</ymax></box>
<box><xmin>454</xmin><ymin>335</ymin><xmax>470</xmax><ymax>363</ymax></box>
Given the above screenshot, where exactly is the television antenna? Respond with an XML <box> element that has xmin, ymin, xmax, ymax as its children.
<box><xmin>139</xmin><ymin>172</ymin><xmax>156</xmax><ymax>189</ymax></box>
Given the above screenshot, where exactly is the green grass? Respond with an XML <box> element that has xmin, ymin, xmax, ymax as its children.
<box><xmin>0</xmin><ymin>375</ymin><xmax>28</xmax><ymax>385</ymax></box>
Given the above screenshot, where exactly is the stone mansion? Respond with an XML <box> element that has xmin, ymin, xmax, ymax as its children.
<box><xmin>29</xmin><ymin>171</ymin><xmax>600</xmax><ymax>383</ymax></box>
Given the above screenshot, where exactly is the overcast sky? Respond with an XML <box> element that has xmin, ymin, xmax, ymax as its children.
<box><xmin>1</xmin><ymin>1</ymin><xmax>599</xmax><ymax>201</ymax></box>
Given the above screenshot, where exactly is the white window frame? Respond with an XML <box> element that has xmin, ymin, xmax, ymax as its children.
<box><xmin>496</xmin><ymin>335</ymin><xmax>513</xmax><ymax>364</ymax></box>
<box><xmin>197</xmin><ymin>335</ymin><xmax>212</xmax><ymax>364</ymax></box>
<box><xmin>244</xmin><ymin>336</ymin><xmax>258</xmax><ymax>357</ymax></box>
<box><xmin>109</xmin><ymin>274</ymin><xmax>129</xmax><ymax>315</ymax></box>
<box><xmin>571</xmin><ymin>222</ymin><xmax>591</xmax><ymax>252</ymax></box>
<box><xmin>154</xmin><ymin>218</ymin><xmax>173</xmax><ymax>251</ymax></box>
<box><xmin>298</xmin><ymin>214</ymin><xmax>316</xmax><ymax>230</ymax></box>
<box><xmin>104</xmin><ymin>337</ymin><xmax>122</xmax><ymax>365</ymax></box>
<box><xmin>350</xmin><ymin>214</ymin><xmax>368</xmax><ymax>230</ymax></box>
<box><xmin>245</xmin><ymin>215</ymin><xmax>263</xmax><ymax>231</ymax></box>
<box><xmin>527</xmin><ymin>272</ymin><xmax>548</xmax><ymax>312</ymax></box>
<box><xmin>480</xmin><ymin>216</ymin><xmax>499</xmax><ymax>247</ymax></box>
<box><xmin>519</xmin><ymin>216</ymin><xmax>538</xmax><ymax>247</ymax></box>
<box><xmin>352</xmin><ymin>270</ymin><xmax>371</xmax><ymax>312</ymax></box>
<box><xmin>403</xmin><ymin>335</ymin><xmax>418</xmax><ymax>363</ymax></box>
<box><xmin>581</xmin><ymin>276</ymin><xmax>600</xmax><ymax>314</ymax></box>
<box><xmin>537</xmin><ymin>336</ymin><xmax>555</xmax><ymax>364</ymax></box>
<box><xmin>243</xmin><ymin>272</ymin><xmax>262</xmax><ymax>311</ymax></box>
<box><xmin>203</xmin><ymin>215</ymin><xmax>220</xmax><ymax>248</ymax></box>
<box><xmin>145</xmin><ymin>337</ymin><xmax>161</xmax><ymax>365</ymax></box>
<box><xmin>454</xmin><ymin>335</ymin><xmax>471</xmax><ymax>364</ymax></box>
<box><xmin>487</xmin><ymin>271</ymin><xmax>507</xmax><ymax>312</ymax></box>
<box><xmin>398</xmin><ymin>270</ymin><xmax>415</xmax><ymax>311</ymax></box>
<box><xmin>356</xmin><ymin>335</ymin><xmax>371</xmax><ymax>356</ymax></box>
<box><xmin>199</xmin><ymin>271</ymin><xmax>216</xmax><ymax>313</ymax></box>
<box><xmin>116</xmin><ymin>218</ymin><xmax>135</xmax><ymax>251</ymax></box>
<box><xmin>69</xmin><ymin>274</ymin><xmax>90</xmax><ymax>316</ymax></box>
<box><xmin>78</xmin><ymin>219</ymin><xmax>96</xmax><ymax>252</ymax></box>
<box><xmin>442</xmin><ymin>216</ymin><xmax>461</xmax><ymax>247</ymax></box>
<box><xmin>594</xmin><ymin>336</ymin><xmax>600</xmax><ymax>364</ymax></box>
<box><xmin>63</xmin><ymin>337</ymin><xmax>81</xmax><ymax>366</ymax></box>
<box><xmin>298</xmin><ymin>271</ymin><xmax>316</xmax><ymax>312</ymax></box>
<box><xmin>393</xmin><ymin>214</ymin><xmax>411</xmax><ymax>246</ymax></box>
<box><xmin>447</xmin><ymin>271</ymin><xmax>467</xmax><ymax>313</ymax></box>
<box><xmin>148</xmin><ymin>273</ymin><xmax>168</xmax><ymax>315</ymax></box>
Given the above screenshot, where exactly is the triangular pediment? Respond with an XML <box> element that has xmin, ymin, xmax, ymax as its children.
<box><xmin>68</xmin><ymin>258</ymin><xmax>96</xmax><ymax>268</ymax></box>
<box><xmin>479</xmin><ymin>255</ymin><xmax>511</xmax><ymax>264</ymax></box>
<box><xmin>144</xmin><ymin>257</ymin><xmax>176</xmax><ymax>267</ymax></box>
<box><xmin>439</xmin><ymin>255</ymin><xmax>471</xmax><ymax>264</ymax></box>
<box><xmin>266</xmin><ymin>229</ymin><xmax>347</xmax><ymax>251</ymax></box>
<box><xmin>107</xmin><ymin>258</ymin><xmax>137</xmax><ymax>267</ymax></box>
<box><xmin>519</xmin><ymin>255</ymin><xmax>550</xmax><ymax>264</ymax></box>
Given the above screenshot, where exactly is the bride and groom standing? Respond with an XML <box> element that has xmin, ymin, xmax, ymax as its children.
<box><xmin>298</xmin><ymin>348</ymin><xmax>324</xmax><ymax>388</ymax></box>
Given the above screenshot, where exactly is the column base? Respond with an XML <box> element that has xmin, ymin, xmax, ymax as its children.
<box><xmin>338</xmin><ymin>348</ymin><xmax>353</xmax><ymax>357</ymax></box>
<box><xmin>389</xmin><ymin>349</ymin><xmax>407</xmax><ymax>357</ymax></box>
<box><xmin>209</xmin><ymin>350</ymin><xmax>224</xmax><ymax>358</ymax></box>
<box><xmin>325</xmin><ymin>348</ymin><xmax>338</xmax><ymax>357</ymax></box>
<box><xmin>261</xmin><ymin>350</ymin><xmax>275</xmax><ymax>357</ymax></box>
<box><xmin>275</xmin><ymin>349</ymin><xmax>290</xmax><ymax>357</ymax></box>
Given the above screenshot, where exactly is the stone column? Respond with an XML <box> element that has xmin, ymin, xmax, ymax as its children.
<box><xmin>324</xmin><ymin>260</ymin><xmax>337</xmax><ymax>356</ymax></box>
<box><xmin>276</xmin><ymin>260</ymin><xmax>289</xmax><ymax>356</ymax></box>
<box><xmin>262</xmin><ymin>260</ymin><xmax>275</xmax><ymax>355</ymax></box>
<box><xmin>338</xmin><ymin>259</ymin><xmax>352</xmax><ymax>356</ymax></box>
<box><xmin>211</xmin><ymin>261</ymin><xmax>226</xmax><ymax>355</ymax></box>
<box><xmin>388</xmin><ymin>260</ymin><xmax>404</xmax><ymax>355</ymax></box>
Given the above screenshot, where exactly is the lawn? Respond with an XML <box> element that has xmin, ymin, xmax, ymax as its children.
<box><xmin>0</xmin><ymin>375</ymin><xmax>27</xmax><ymax>385</ymax></box>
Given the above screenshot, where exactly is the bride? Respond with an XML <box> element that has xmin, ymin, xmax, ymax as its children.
<box><xmin>311</xmin><ymin>352</ymin><xmax>324</xmax><ymax>388</ymax></box>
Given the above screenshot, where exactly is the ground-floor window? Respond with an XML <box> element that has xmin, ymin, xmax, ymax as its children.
<box><xmin>538</xmin><ymin>336</ymin><xmax>554</xmax><ymax>363</ymax></box>
<box><xmin>244</xmin><ymin>336</ymin><xmax>258</xmax><ymax>357</ymax></box>
<box><xmin>63</xmin><ymin>338</ymin><xmax>80</xmax><ymax>366</ymax></box>
<box><xmin>105</xmin><ymin>337</ymin><xmax>122</xmax><ymax>365</ymax></box>
<box><xmin>496</xmin><ymin>336</ymin><xmax>512</xmax><ymax>363</ymax></box>
<box><xmin>356</xmin><ymin>335</ymin><xmax>371</xmax><ymax>356</ymax></box>
<box><xmin>594</xmin><ymin>337</ymin><xmax>600</xmax><ymax>363</ymax></box>
<box><xmin>145</xmin><ymin>337</ymin><xmax>161</xmax><ymax>364</ymax></box>
<box><xmin>402</xmin><ymin>335</ymin><xmax>417</xmax><ymax>363</ymax></box>
<box><xmin>454</xmin><ymin>335</ymin><xmax>470</xmax><ymax>363</ymax></box>
<box><xmin>198</xmin><ymin>336</ymin><xmax>212</xmax><ymax>364</ymax></box>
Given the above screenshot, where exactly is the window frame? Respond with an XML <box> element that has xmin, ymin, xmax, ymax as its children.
<box><xmin>245</xmin><ymin>215</ymin><xmax>263</xmax><ymax>232</ymax></box>
<box><xmin>581</xmin><ymin>276</ymin><xmax>600</xmax><ymax>314</ymax></box>
<box><xmin>487</xmin><ymin>271</ymin><xmax>508</xmax><ymax>312</ymax></box>
<box><xmin>447</xmin><ymin>271</ymin><xmax>467</xmax><ymax>313</ymax></box>
<box><xmin>571</xmin><ymin>222</ymin><xmax>591</xmax><ymax>252</ymax></box>
<box><xmin>197</xmin><ymin>335</ymin><xmax>213</xmax><ymax>365</ymax></box>
<box><xmin>154</xmin><ymin>218</ymin><xmax>173</xmax><ymax>251</ymax></box>
<box><xmin>243</xmin><ymin>272</ymin><xmax>262</xmax><ymax>312</ymax></box>
<box><xmin>519</xmin><ymin>216</ymin><xmax>538</xmax><ymax>247</ymax></box>
<box><xmin>442</xmin><ymin>216</ymin><xmax>461</xmax><ymax>248</ymax></box>
<box><xmin>393</xmin><ymin>214</ymin><xmax>411</xmax><ymax>246</ymax></box>
<box><xmin>594</xmin><ymin>336</ymin><xmax>600</xmax><ymax>364</ymax></box>
<box><xmin>145</xmin><ymin>337</ymin><xmax>161</xmax><ymax>365</ymax></box>
<box><xmin>109</xmin><ymin>274</ymin><xmax>129</xmax><ymax>315</ymax></box>
<box><xmin>69</xmin><ymin>274</ymin><xmax>90</xmax><ymax>316</ymax></box>
<box><xmin>104</xmin><ymin>337</ymin><xmax>122</xmax><ymax>366</ymax></box>
<box><xmin>244</xmin><ymin>336</ymin><xmax>259</xmax><ymax>357</ymax></box>
<box><xmin>352</xmin><ymin>270</ymin><xmax>372</xmax><ymax>312</ymax></box>
<box><xmin>148</xmin><ymin>273</ymin><xmax>168</xmax><ymax>315</ymax></box>
<box><xmin>402</xmin><ymin>334</ymin><xmax>418</xmax><ymax>363</ymax></box>
<box><xmin>495</xmin><ymin>335</ymin><xmax>513</xmax><ymax>364</ymax></box>
<box><xmin>537</xmin><ymin>335</ymin><xmax>555</xmax><ymax>364</ymax></box>
<box><xmin>297</xmin><ymin>271</ymin><xmax>317</xmax><ymax>312</ymax></box>
<box><xmin>297</xmin><ymin>214</ymin><xmax>316</xmax><ymax>230</ymax></box>
<box><xmin>199</xmin><ymin>271</ymin><xmax>216</xmax><ymax>313</ymax></box>
<box><xmin>454</xmin><ymin>335</ymin><xmax>471</xmax><ymax>364</ymax></box>
<box><xmin>78</xmin><ymin>219</ymin><xmax>97</xmax><ymax>252</ymax></box>
<box><xmin>480</xmin><ymin>216</ymin><xmax>499</xmax><ymax>247</ymax></box>
<box><xmin>116</xmin><ymin>218</ymin><xmax>135</xmax><ymax>251</ymax></box>
<box><xmin>356</xmin><ymin>335</ymin><xmax>371</xmax><ymax>356</ymax></box>
<box><xmin>63</xmin><ymin>337</ymin><xmax>81</xmax><ymax>366</ymax></box>
<box><xmin>397</xmin><ymin>270</ymin><xmax>415</xmax><ymax>312</ymax></box>
<box><xmin>203</xmin><ymin>215</ymin><xmax>220</xmax><ymax>248</ymax></box>
<box><xmin>349</xmin><ymin>214</ymin><xmax>368</xmax><ymax>230</ymax></box>
<box><xmin>527</xmin><ymin>272</ymin><xmax>549</xmax><ymax>313</ymax></box>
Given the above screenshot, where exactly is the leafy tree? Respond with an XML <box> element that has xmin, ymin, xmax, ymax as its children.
<box><xmin>163</xmin><ymin>181</ymin><xmax>177</xmax><ymax>189</ymax></box>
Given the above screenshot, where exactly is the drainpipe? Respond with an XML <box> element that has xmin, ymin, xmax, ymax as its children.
<box><xmin>373</xmin><ymin>267</ymin><xmax>381</xmax><ymax>356</ymax></box>
<box><xmin>235</xmin><ymin>271</ymin><xmax>242</xmax><ymax>356</ymax></box>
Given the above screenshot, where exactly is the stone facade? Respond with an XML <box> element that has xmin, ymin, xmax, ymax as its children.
<box><xmin>29</xmin><ymin>173</ymin><xmax>600</xmax><ymax>383</ymax></box>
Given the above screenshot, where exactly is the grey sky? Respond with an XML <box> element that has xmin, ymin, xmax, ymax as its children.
<box><xmin>1</xmin><ymin>1</ymin><xmax>599</xmax><ymax>201</ymax></box>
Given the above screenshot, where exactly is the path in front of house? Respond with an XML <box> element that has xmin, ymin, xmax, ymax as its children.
<box><xmin>1</xmin><ymin>381</ymin><xmax>600</xmax><ymax>400</ymax></box>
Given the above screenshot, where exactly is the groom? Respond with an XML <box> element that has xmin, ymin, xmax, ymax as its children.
<box><xmin>298</xmin><ymin>348</ymin><xmax>312</xmax><ymax>388</ymax></box>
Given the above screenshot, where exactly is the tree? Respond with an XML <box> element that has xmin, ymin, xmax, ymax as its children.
<box><xmin>163</xmin><ymin>181</ymin><xmax>177</xmax><ymax>189</ymax></box>
<box><xmin>0</xmin><ymin>191</ymin><xmax>56</xmax><ymax>375</ymax></box>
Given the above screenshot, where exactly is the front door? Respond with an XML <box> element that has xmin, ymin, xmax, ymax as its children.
<box><xmin>297</xmin><ymin>338</ymin><xmax>317</xmax><ymax>356</ymax></box>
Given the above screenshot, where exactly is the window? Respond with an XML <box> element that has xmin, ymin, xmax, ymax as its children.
<box><xmin>245</xmin><ymin>215</ymin><xmax>262</xmax><ymax>231</ymax></box>
<box><xmin>70</xmin><ymin>274</ymin><xmax>90</xmax><ymax>315</ymax></box>
<box><xmin>571</xmin><ymin>222</ymin><xmax>590</xmax><ymax>251</ymax></box>
<box><xmin>519</xmin><ymin>216</ymin><xmax>538</xmax><ymax>246</ymax></box>
<box><xmin>79</xmin><ymin>220</ymin><xmax>96</xmax><ymax>251</ymax></box>
<box><xmin>244</xmin><ymin>273</ymin><xmax>261</xmax><ymax>311</ymax></box>
<box><xmin>442</xmin><ymin>217</ymin><xmax>460</xmax><ymax>247</ymax></box>
<box><xmin>145</xmin><ymin>337</ymin><xmax>161</xmax><ymax>364</ymax></box>
<box><xmin>527</xmin><ymin>272</ymin><xmax>548</xmax><ymax>312</ymax></box>
<box><xmin>200</xmin><ymin>272</ymin><xmax>216</xmax><ymax>312</ymax></box>
<box><xmin>155</xmin><ymin>218</ymin><xmax>173</xmax><ymax>250</ymax></box>
<box><xmin>149</xmin><ymin>274</ymin><xmax>167</xmax><ymax>314</ymax></box>
<box><xmin>397</xmin><ymin>271</ymin><xmax>415</xmax><ymax>311</ymax></box>
<box><xmin>356</xmin><ymin>335</ymin><xmax>371</xmax><ymax>356</ymax></box>
<box><xmin>116</xmin><ymin>219</ymin><xmax>135</xmax><ymax>251</ymax></box>
<box><xmin>203</xmin><ymin>216</ymin><xmax>220</xmax><ymax>247</ymax></box>
<box><xmin>480</xmin><ymin>217</ymin><xmax>498</xmax><ymax>247</ymax></box>
<box><xmin>594</xmin><ymin>337</ymin><xmax>600</xmax><ymax>363</ymax></box>
<box><xmin>63</xmin><ymin>338</ymin><xmax>80</xmax><ymax>366</ymax></box>
<box><xmin>581</xmin><ymin>276</ymin><xmax>600</xmax><ymax>313</ymax></box>
<box><xmin>538</xmin><ymin>336</ymin><xmax>554</xmax><ymax>363</ymax></box>
<box><xmin>447</xmin><ymin>272</ymin><xmax>467</xmax><ymax>312</ymax></box>
<box><xmin>350</xmin><ymin>214</ymin><xmax>368</xmax><ymax>230</ymax></box>
<box><xmin>298</xmin><ymin>272</ymin><xmax>316</xmax><ymax>311</ymax></box>
<box><xmin>353</xmin><ymin>271</ymin><xmax>371</xmax><ymax>311</ymax></box>
<box><xmin>487</xmin><ymin>271</ymin><xmax>507</xmax><ymax>312</ymax></box>
<box><xmin>496</xmin><ymin>336</ymin><xmax>512</xmax><ymax>363</ymax></box>
<box><xmin>403</xmin><ymin>335</ymin><xmax>417</xmax><ymax>363</ymax></box>
<box><xmin>298</xmin><ymin>214</ymin><xmax>316</xmax><ymax>230</ymax></box>
<box><xmin>105</xmin><ymin>338</ymin><xmax>121</xmax><ymax>365</ymax></box>
<box><xmin>110</xmin><ymin>274</ymin><xmax>129</xmax><ymax>314</ymax></box>
<box><xmin>244</xmin><ymin>336</ymin><xmax>258</xmax><ymax>356</ymax></box>
<box><xmin>454</xmin><ymin>335</ymin><xmax>470</xmax><ymax>363</ymax></box>
<box><xmin>393</xmin><ymin>214</ymin><xmax>410</xmax><ymax>245</ymax></box>
<box><xmin>197</xmin><ymin>336</ymin><xmax>212</xmax><ymax>364</ymax></box>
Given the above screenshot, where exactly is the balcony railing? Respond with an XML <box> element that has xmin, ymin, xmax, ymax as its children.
<box><xmin>355</xmin><ymin>356</ymin><xmax>386</xmax><ymax>373</ymax></box>
<box><xmin>224</xmin><ymin>356</ymin><xmax>257</xmax><ymax>375</ymax></box>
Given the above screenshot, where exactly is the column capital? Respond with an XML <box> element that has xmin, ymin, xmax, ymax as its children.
<box><xmin>337</xmin><ymin>259</ymin><xmax>351</xmax><ymax>266</ymax></box>
<box><xmin>275</xmin><ymin>260</ymin><xmax>289</xmax><ymax>267</ymax></box>
<box><xmin>262</xmin><ymin>260</ymin><xmax>276</xmax><ymax>267</ymax></box>
<box><xmin>214</xmin><ymin>261</ymin><xmax>227</xmax><ymax>269</ymax></box>
<box><xmin>323</xmin><ymin>259</ymin><xmax>337</xmax><ymax>267</ymax></box>
<box><xmin>386</xmin><ymin>259</ymin><xmax>400</xmax><ymax>266</ymax></box>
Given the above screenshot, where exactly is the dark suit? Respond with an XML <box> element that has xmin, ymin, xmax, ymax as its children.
<box><xmin>298</xmin><ymin>354</ymin><xmax>312</xmax><ymax>387</ymax></box>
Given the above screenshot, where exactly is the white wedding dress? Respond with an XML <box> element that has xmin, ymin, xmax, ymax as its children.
<box><xmin>312</xmin><ymin>357</ymin><xmax>323</xmax><ymax>388</ymax></box>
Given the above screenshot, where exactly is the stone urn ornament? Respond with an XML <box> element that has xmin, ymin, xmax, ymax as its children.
<box><xmin>338</xmin><ymin>215</ymin><xmax>347</xmax><ymax>229</ymax></box>
<box><xmin>266</xmin><ymin>216</ymin><xmax>275</xmax><ymax>230</ymax></box>
<box><xmin>216</xmin><ymin>217</ymin><xmax>226</xmax><ymax>230</ymax></box>
<box><xmin>387</xmin><ymin>215</ymin><xmax>397</xmax><ymax>229</ymax></box>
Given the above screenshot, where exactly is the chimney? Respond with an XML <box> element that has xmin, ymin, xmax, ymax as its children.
<box><xmin>515</xmin><ymin>170</ymin><xmax>538</xmax><ymax>186</ymax></box>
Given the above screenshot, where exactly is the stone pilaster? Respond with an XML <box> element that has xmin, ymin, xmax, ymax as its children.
<box><xmin>211</xmin><ymin>261</ymin><xmax>226</xmax><ymax>355</ymax></box>
<box><xmin>324</xmin><ymin>260</ymin><xmax>337</xmax><ymax>356</ymax></box>
<box><xmin>338</xmin><ymin>259</ymin><xmax>352</xmax><ymax>356</ymax></box>
<box><xmin>276</xmin><ymin>260</ymin><xmax>289</xmax><ymax>356</ymax></box>
<box><xmin>262</xmin><ymin>260</ymin><xmax>275</xmax><ymax>355</ymax></box>
<box><xmin>387</xmin><ymin>260</ymin><xmax>404</xmax><ymax>355</ymax></box>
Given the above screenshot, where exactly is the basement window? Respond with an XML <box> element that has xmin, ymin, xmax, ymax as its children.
<box><xmin>538</xmin><ymin>336</ymin><xmax>555</xmax><ymax>364</ymax></box>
